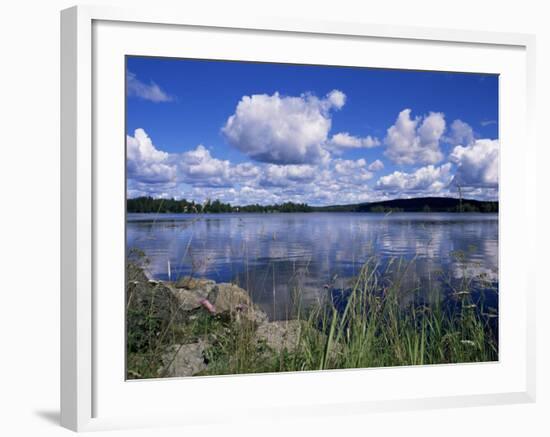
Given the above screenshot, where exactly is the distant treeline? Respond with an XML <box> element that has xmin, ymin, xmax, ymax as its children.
<box><xmin>127</xmin><ymin>196</ymin><xmax>498</xmax><ymax>214</ymax></box>
<box><xmin>127</xmin><ymin>197</ymin><xmax>312</xmax><ymax>213</ymax></box>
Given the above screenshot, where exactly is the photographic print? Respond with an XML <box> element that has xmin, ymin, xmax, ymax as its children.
<box><xmin>125</xmin><ymin>57</ymin><xmax>499</xmax><ymax>379</ymax></box>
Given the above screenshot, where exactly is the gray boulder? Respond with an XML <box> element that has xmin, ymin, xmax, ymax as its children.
<box><xmin>209</xmin><ymin>283</ymin><xmax>250</xmax><ymax>311</ymax></box>
<box><xmin>168</xmin><ymin>276</ymin><xmax>216</xmax><ymax>311</ymax></box>
<box><xmin>169</xmin><ymin>288</ymin><xmax>204</xmax><ymax>311</ymax></box>
<box><xmin>161</xmin><ymin>340</ymin><xmax>208</xmax><ymax>377</ymax></box>
<box><xmin>208</xmin><ymin>283</ymin><xmax>268</xmax><ymax>324</ymax></box>
<box><xmin>255</xmin><ymin>320</ymin><xmax>303</xmax><ymax>353</ymax></box>
<box><xmin>175</xmin><ymin>276</ymin><xmax>215</xmax><ymax>294</ymax></box>
<box><xmin>127</xmin><ymin>276</ymin><xmax>182</xmax><ymax>329</ymax></box>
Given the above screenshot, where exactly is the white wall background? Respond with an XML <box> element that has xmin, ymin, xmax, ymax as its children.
<box><xmin>0</xmin><ymin>1</ymin><xmax>547</xmax><ymax>436</ymax></box>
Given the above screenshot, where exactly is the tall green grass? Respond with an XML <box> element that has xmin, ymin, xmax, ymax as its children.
<box><xmin>126</xmin><ymin>254</ymin><xmax>498</xmax><ymax>379</ymax></box>
<box><xmin>252</xmin><ymin>258</ymin><xmax>498</xmax><ymax>374</ymax></box>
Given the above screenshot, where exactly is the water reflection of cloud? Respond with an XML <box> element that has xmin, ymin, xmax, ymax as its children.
<box><xmin>127</xmin><ymin>213</ymin><xmax>498</xmax><ymax>318</ymax></box>
<box><xmin>450</xmin><ymin>238</ymin><xmax>498</xmax><ymax>282</ymax></box>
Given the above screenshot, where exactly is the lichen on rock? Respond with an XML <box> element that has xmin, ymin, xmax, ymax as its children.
<box><xmin>161</xmin><ymin>340</ymin><xmax>208</xmax><ymax>377</ymax></box>
<box><xmin>255</xmin><ymin>320</ymin><xmax>304</xmax><ymax>353</ymax></box>
<box><xmin>165</xmin><ymin>276</ymin><xmax>217</xmax><ymax>312</ymax></box>
<box><xmin>175</xmin><ymin>276</ymin><xmax>216</xmax><ymax>294</ymax></box>
<box><xmin>207</xmin><ymin>283</ymin><xmax>268</xmax><ymax>324</ymax></box>
<box><xmin>209</xmin><ymin>283</ymin><xmax>250</xmax><ymax>312</ymax></box>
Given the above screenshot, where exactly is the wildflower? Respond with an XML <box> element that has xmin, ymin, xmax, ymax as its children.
<box><xmin>199</xmin><ymin>298</ymin><xmax>216</xmax><ymax>315</ymax></box>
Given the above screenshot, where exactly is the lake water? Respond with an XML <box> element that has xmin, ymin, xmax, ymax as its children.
<box><xmin>127</xmin><ymin>212</ymin><xmax>498</xmax><ymax>320</ymax></box>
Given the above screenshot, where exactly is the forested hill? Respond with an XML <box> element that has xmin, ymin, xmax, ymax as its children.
<box><xmin>127</xmin><ymin>196</ymin><xmax>498</xmax><ymax>214</ymax></box>
<box><xmin>315</xmin><ymin>197</ymin><xmax>498</xmax><ymax>213</ymax></box>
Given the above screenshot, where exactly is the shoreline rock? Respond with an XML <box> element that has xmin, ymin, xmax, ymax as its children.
<box><xmin>209</xmin><ymin>283</ymin><xmax>269</xmax><ymax>325</ymax></box>
<box><xmin>127</xmin><ymin>264</ymin><xmax>312</xmax><ymax>377</ymax></box>
<box><xmin>161</xmin><ymin>340</ymin><xmax>208</xmax><ymax>377</ymax></box>
<box><xmin>255</xmin><ymin>320</ymin><xmax>303</xmax><ymax>353</ymax></box>
<box><xmin>175</xmin><ymin>276</ymin><xmax>216</xmax><ymax>293</ymax></box>
<box><xmin>166</xmin><ymin>276</ymin><xmax>269</xmax><ymax>325</ymax></box>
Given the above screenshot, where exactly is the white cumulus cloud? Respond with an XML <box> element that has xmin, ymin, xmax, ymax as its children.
<box><xmin>367</xmin><ymin>159</ymin><xmax>384</xmax><ymax>172</ymax></box>
<box><xmin>221</xmin><ymin>90</ymin><xmax>346</xmax><ymax>165</ymax></box>
<box><xmin>126</xmin><ymin>71</ymin><xmax>173</xmax><ymax>103</ymax></box>
<box><xmin>126</xmin><ymin>129</ymin><xmax>260</xmax><ymax>190</ymax></box>
<box><xmin>179</xmin><ymin>145</ymin><xmax>233</xmax><ymax>187</ymax></box>
<box><xmin>328</xmin><ymin>132</ymin><xmax>380</xmax><ymax>151</ymax></box>
<box><xmin>384</xmin><ymin>109</ymin><xmax>445</xmax><ymax>165</ymax></box>
<box><xmin>127</xmin><ymin>128</ymin><xmax>176</xmax><ymax>184</ymax></box>
<box><xmin>447</xmin><ymin>119</ymin><xmax>475</xmax><ymax>146</ymax></box>
<box><xmin>232</xmin><ymin>162</ymin><xmax>261</xmax><ymax>179</ymax></box>
<box><xmin>325</xmin><ymin>89</ymin><xmax>347</xmax><ymax>109</ymax></box>
<box><xmin>260</xmin><ymin>164</ymin><xmax>317</xmax><ymax>187</ymax></box>
<box><xmin>375</xmin><ymin>163</ymin><xmax>452</xmax><ymax>195</ymax></box>
<box><xmin>332</xmin><ymin>158</ymin><xmax>374</xmax><ymax>184</ymax></box>
<box><xmin>449</xmin><ymin>139</ymin><xmax>499</xmax><ymax>188</ymax></box>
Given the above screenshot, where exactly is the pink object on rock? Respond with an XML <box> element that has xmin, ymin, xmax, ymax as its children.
<box><xmin>235</xmin><ymin>303</ymin><xmax>248</xmax><ymax>312</ymax></box>
<box><xmin>199</xmin><ymin>298</ymin><xmax>216</xmax><ymax>315</ymax></box>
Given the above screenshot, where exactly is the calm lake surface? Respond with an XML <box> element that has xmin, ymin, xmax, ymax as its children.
<box><xmin>127</xmin><ymin>212</ymin><xmax>498</xmax><ymax>320</ymax></box>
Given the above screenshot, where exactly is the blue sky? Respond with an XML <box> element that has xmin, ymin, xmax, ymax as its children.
<box><xmin>126</xmin><ymin>56</ymin><xmax>499</xmax><ymax>206</ymax></box>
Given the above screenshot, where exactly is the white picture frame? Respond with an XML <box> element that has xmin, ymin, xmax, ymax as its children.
<box><xmin>60</xmin><ymin>5</ymin><xmax>536</xmax><ymax>432</ymax></box>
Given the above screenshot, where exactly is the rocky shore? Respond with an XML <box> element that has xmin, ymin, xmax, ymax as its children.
<box><xmin>126</xmin><ymin>257</ymin><xmax>498</xmax><ymax>378</ymax></box>
<box><xmin>126</xmin><ymin>263</ymin><xmax>305</xmax><ymax>378</ymax></box>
